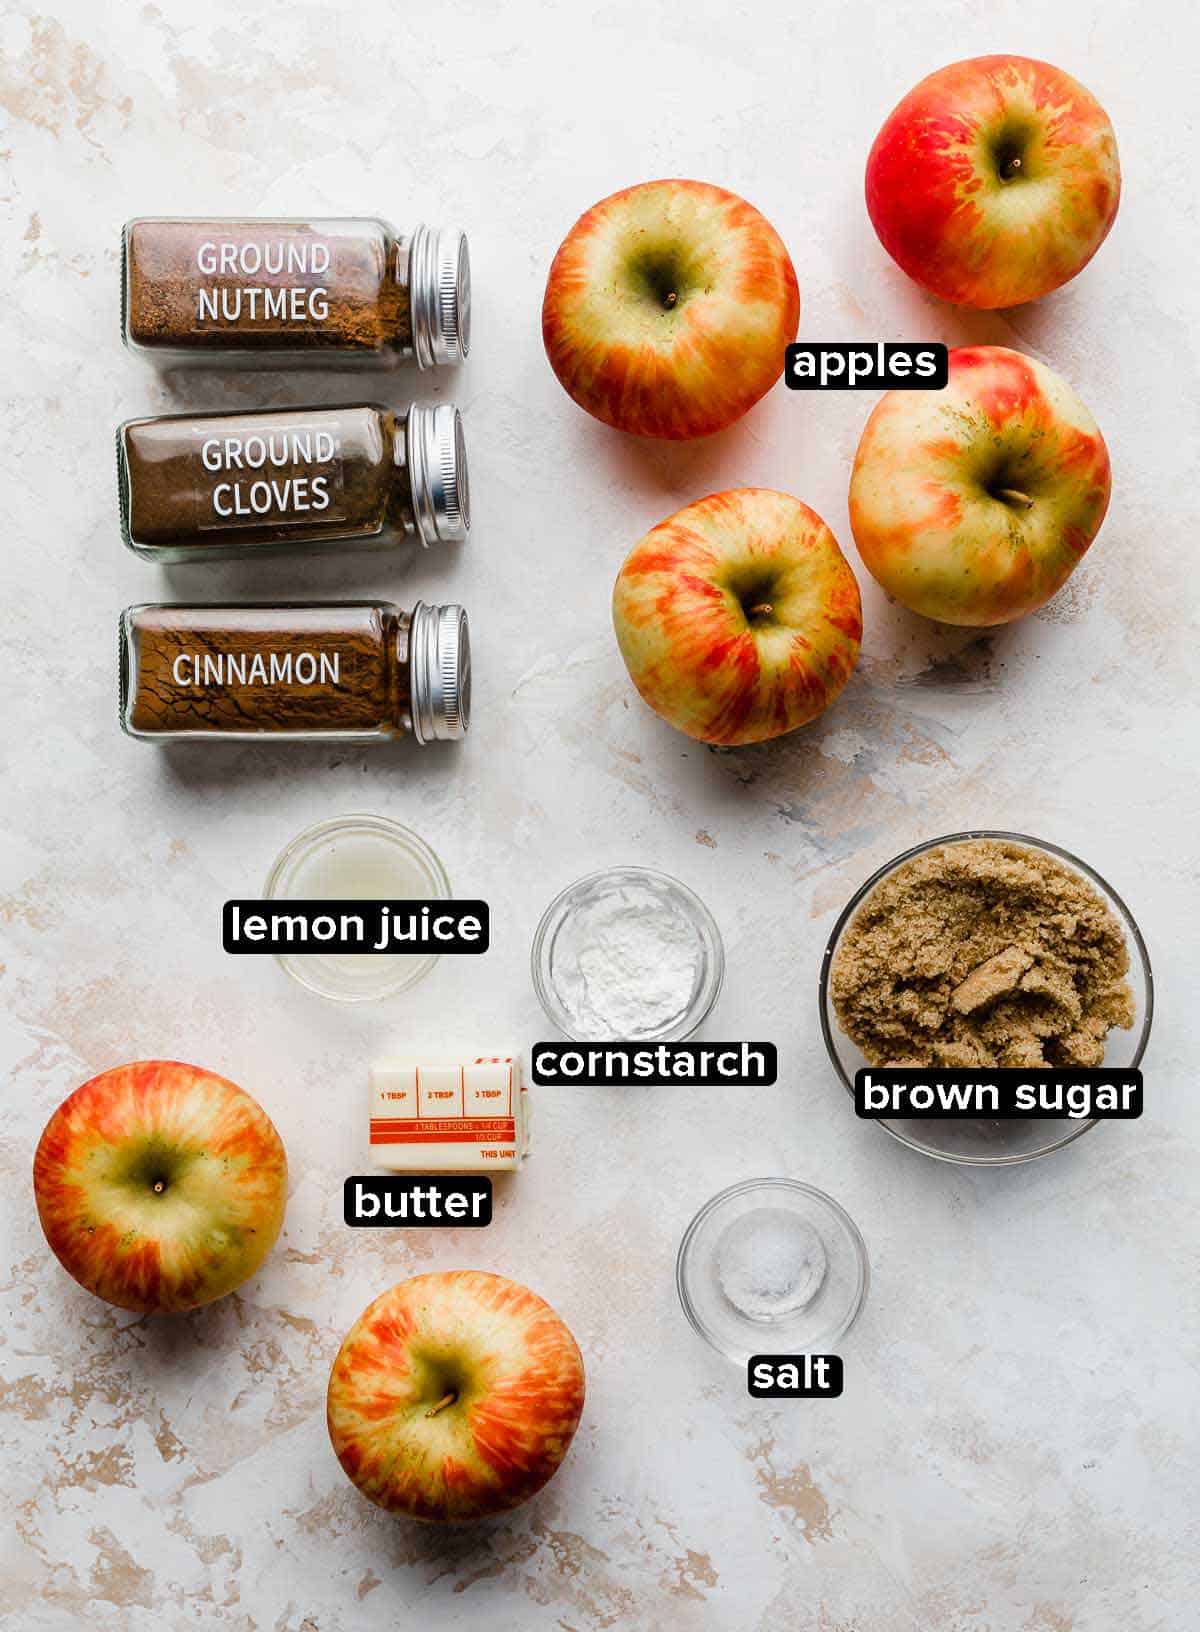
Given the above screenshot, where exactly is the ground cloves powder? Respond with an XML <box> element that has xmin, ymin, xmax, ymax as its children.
<box><xmin>118</xmin><ymin>403</ymin><xmax>468</xmax><ymax>561</ymax></box>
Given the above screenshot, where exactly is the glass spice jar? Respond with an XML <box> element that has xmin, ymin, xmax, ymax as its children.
<box><xmin>121</xmin><ymin>218</ymin><xmax>469</xmax><ymax>368</ymax></box>
<box><xmin>119</xmin><ymin>602</ymin><xmax>470</xmax><ymax>742</ymax></box>
<box><xmin>118</xmin><ymin>403</ymin><xmax>468</xmax><ymax>562</ymax></box>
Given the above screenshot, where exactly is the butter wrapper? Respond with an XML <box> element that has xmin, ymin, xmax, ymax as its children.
<box><xmin>369</xmin><ymin>1055</ymin><xmax>528</xmax><ymax>1173</ymax></box>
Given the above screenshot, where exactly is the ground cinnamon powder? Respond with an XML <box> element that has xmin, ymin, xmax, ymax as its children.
<box><xmin>830</xmin><ymin>839</ymin><xmax>1135</xmax><ymax>1069</ymax></box>
<box><xmin>121</xmin><ymin>605</ymin><xmax>411</xmax><ymax>737</ymax></box>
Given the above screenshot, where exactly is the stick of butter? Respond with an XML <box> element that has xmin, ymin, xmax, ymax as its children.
<box><xmin>369</xmin><ymin>1056</ymin><xmax>529</xmax><ymax>1172</ymax></box>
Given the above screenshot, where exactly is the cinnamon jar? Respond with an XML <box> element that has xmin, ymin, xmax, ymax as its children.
<box><xmin>118</xmin><ymin>403</ymin><xmax>467</xmax><ymax>562</ymax></box>
<box><xmin>119</xmin><ymin>602</ymin><xmax>469</xmax><ymax>742</ymax></box>
<box><xmin>122</xmin><ymin>218</ymin><xmax>469</xmax><ymax>367</ymax></box>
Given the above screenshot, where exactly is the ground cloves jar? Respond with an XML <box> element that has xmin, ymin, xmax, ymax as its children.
<box><xmin>119</xmin><ymin>601</ymin><xmax>470</xmax><ymax>742</ymax></box>
<box><xmin>118</xmin><ymin>403</ymin><xmax>467</xmax><ymax>562</ymax></box>
<box><xmin>121</xmin><ymin>218</ymin><xmax>469</xmax><ymax>367</ymax></box>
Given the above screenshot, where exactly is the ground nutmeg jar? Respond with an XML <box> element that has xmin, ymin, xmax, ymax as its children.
<box><xmin>119</xmin><ymin>602</ymin><xmax>470</xmax><ymax>742</ymax></box>
<box><xmin>118</xmin><ymin>403</ymin><xmax>468</xmax><ymax>561</ymax></box>
<box><xmin>122</xmin><ymin>218</ymin><xmax>469</xmax><ymax>367</ymax></box>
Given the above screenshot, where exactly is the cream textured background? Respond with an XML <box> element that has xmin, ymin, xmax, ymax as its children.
<box><xmin>2</xmin><ymin>2</ymin><xmax>1198</xmax><ymax>1628</ymax></box>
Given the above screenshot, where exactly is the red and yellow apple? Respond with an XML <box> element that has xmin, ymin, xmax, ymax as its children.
<box><xmin>327</xmin><ymin>1271</ymin><xmax>585</xmax><ymax>1522</ymax></box>
<box><xmin>849</xmin><ymin>345</ymin><xmax>1110</xmax><ymax>627</ymax></box>
<box><xmin>866</xmin><ymin>55</ymin><xmax>1120</xmax><ymax>308</ymax></box>
<box><xmin>542</xmin><ymin>179</ymin><xmax>799</xmax><ymax>439</ymax></box>
<box><xmin>33</xmin><ymin>1060</ymin><xmax>287</xmax><ymax>1313</ymax></box>
<box><xmin>612</xmin><ymin>488</ymin><xmax>862</xmax><ymax>746</ymax></box>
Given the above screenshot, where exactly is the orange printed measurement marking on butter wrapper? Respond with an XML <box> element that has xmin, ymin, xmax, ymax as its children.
<box><xmin>369</xmin><ymin>1057</ymin><xmax>529</xmax><ymax>1172</ymax></box>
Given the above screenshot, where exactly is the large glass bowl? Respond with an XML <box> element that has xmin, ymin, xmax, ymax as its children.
<box><xmin>819</xmin><ymin>831</ymin><xmax>1153</xmax><ymax>1166</ymax></box>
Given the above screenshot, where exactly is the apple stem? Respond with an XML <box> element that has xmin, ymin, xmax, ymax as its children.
<box><xmin>749</xmin><ymin>603</ymin><xmax>774</xmax><ymax>618</ymax></box>
<box><xmin>1001</xmin><ymin>155</ymin><xmax>1023</xmax><ymax>180</ymax></box>
<box><xmin>995</xmin><ymin>487</ymin><xmax>1034</xmax><ymax>510</ymax></box>
<box><xmin>153</xmin><ymin>1180</ymin><xmax>165</xmax><ymax>1194</ymax></box>
<box><xmin>664</xmin><ymin>291</ymin><xmax>678</xmax><ymax>309</ymax></box>
<box><xmin>425</xmin><ymin>1392</ymin><xmax>457</xmax><ymax>1419</ymax></box>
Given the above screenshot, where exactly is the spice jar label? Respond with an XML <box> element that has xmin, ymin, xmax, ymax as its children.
<box><xmin>748</xmin><ymin>1355</ymin><xmax>844</xmax><ymax>1399</ymax></box>
<box><xmin>854</xmin><ymin>1067</ymin><xmax>1143</xmax><ymax>1120</ymax></box>
<box><xmin>123</xmin><ymin>218</ymin><xmax>410</xmax><ymax>356</ymax></box>
<box><xmin>121</xmin><ymin>605</ymin><xmax>392</xmax><ymax>737</ymax></box>
<box><xmin>142</xmin><ymin>222</ymin><xmax>341</xmax><ymax>335</ymax></box>
<box><xmin>194</xmin><ymin>422</ymin><xmax>346</xmax><ymax>529</ymax></box>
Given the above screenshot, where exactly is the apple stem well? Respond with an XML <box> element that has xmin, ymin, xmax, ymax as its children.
<box><xmin>425</xmin><ymin>1391</ymin><xmax>458</xmax><ymax>1418</ymax></box>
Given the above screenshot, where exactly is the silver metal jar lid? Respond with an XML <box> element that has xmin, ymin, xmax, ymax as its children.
<box><xmin>409</xmin><ymin>602</ymin><xmax>471</xmax><ymax>743</ymax></box>
<box><xmin>409</xmin><ymin>226</ymin><xmax>470</xmax><ymax>368</ymax></box>
<box><xmin>406</xmin><ymin>404</ymin><xmax>470</xmax><ymax>546</ymax></box>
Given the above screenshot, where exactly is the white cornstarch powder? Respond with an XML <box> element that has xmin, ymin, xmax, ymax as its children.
<box><xmin>550</xmin><ymin>880</ymin><xmax>705</xmax><ymax>1039</ymax></box>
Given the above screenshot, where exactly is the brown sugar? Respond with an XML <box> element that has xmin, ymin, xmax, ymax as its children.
<box><xmin>830</xmin><ymin>839</ymin><xmax>1135</xmax><ymax>1069</ymax></box>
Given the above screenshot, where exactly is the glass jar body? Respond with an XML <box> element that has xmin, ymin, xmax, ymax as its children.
<box><xmin>119</xmin><ymin>603</ymin><xmax>413</xmax><ymax>740</ymax></box>
<box><xmin>119</xmin><ymin>405</ymin><xmax>413</xmax><ymax>562</ymax></box>
<box><xmin>121</xmin><ymin>217</ymin><xmax>468</xmax><ymax>368</ymax></box>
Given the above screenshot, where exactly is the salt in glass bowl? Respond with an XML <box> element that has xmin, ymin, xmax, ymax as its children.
<box><xmin>676</xmin><ymin>1178</ymin><xmax>870</xmax><ymax>1365</ymax></box>
<box><xmin>819</xmin><ymin>831</ymin><xmax>1154</xmax><ymax>1166</ymax></box>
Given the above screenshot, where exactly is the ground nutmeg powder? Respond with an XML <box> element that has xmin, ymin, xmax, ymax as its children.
<box><xmin>122</xmin><ymin>218</ymin><xmax>469</xmax><ymax>368</ymax></box>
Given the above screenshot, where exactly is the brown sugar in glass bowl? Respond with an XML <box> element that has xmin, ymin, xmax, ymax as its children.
<box><xmin>819</xmin><ymin>833</ymin><xmax>1153</xmax><ymax>1166</ymax></box>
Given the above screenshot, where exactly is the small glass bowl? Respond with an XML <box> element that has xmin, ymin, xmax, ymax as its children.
<box><xmin>677</xmin><ymin>1178</ymin><xmax>870</xmax><ymax>1365</ymax></box>
<box><xmin>819</xmin><ymin>831</ymin><xmax>1154</xmax><ymax>1166</ymax></box>
<box><xmin>531</xmin><ymin>866</ymin><xmax>724</xmax><ymax>1042</ymax></box>
<box><xmin>264</xmin><ymin>814</ymin><xmax>450</xmax><ymax>1003</ymax></box>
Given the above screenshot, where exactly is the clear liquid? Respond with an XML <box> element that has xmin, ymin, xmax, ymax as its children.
<box><xmin>285</xmin><ymin>832</ymin><xmax>433</xmax><ymax>976</ymax></box>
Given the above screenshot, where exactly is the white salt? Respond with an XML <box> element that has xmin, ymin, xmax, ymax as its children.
<box><xmin>715</xmin><ymin>1208</ymin><xmax>828</xmax><ymax>1322</ymax></box>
